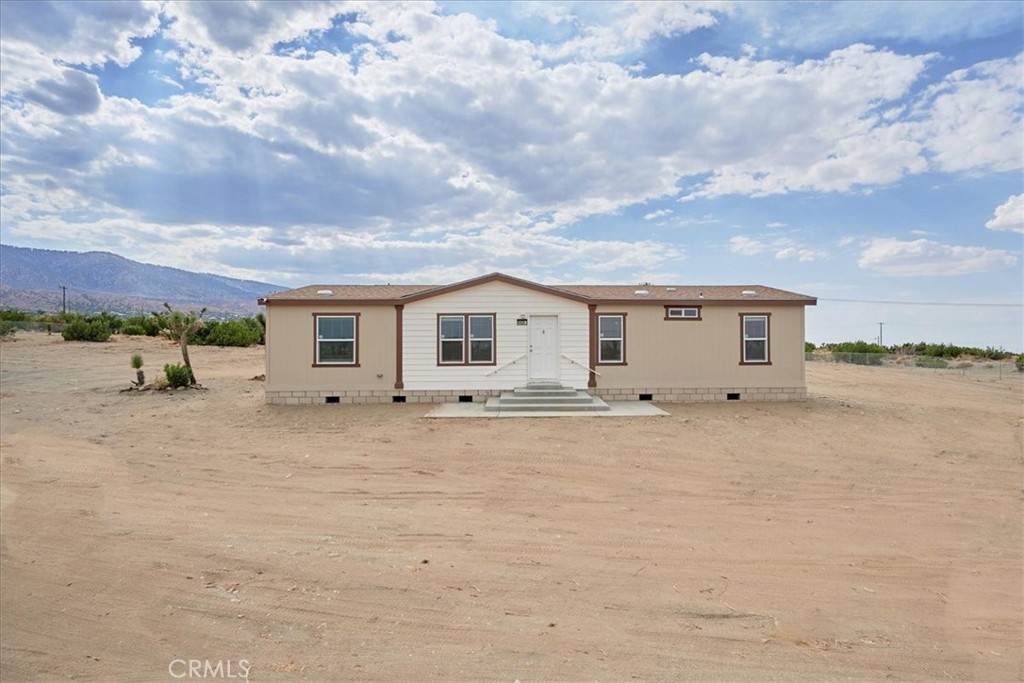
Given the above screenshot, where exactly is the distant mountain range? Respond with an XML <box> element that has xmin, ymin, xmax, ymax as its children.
<box><xmin>0</xmin><ymin>244</ymin><xmax>284</xmax><ymax>316</ymax></box>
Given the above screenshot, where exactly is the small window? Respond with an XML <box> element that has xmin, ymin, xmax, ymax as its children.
<box><xmin>439</xmin><ymin>315</ymin><xmax>465</xmax><ymax>364</ymax></box>
<box><xmin>438</xmin><ymin>314</ymin><xmax>496</xmax><ymax>365</ymax></box>
<box><xmin>598</xmin><ymin>314</ymin><xmax>625</xmax><ymax>363</ymax></box>
<box><xmin>741</xmin><ymin>314</ymin><xmax>770</xmax><ymax>364</ymax></box>
<box><xmin>315</xmin><ymin>314</ymin><xmax>358</xmax><ymax>365</ymax></box>
<box><xmin>665</xmin><ymin>306</ymin><xmax>702</xmax><ymax>321</ymax></box>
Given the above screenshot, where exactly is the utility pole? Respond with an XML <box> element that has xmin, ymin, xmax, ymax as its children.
<box><xmin>877</xmin><ymin>322</ymin><xmax>884</xmax><ymax>346</ymax></box>
<box><xmin>59</xmin><ymin>284</ymin><xmax>67</xmax><ymax>316</ymax></box>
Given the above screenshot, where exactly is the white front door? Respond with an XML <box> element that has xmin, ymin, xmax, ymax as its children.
<box><xmin>529</xmin><ymin>316</ymin><xmax>559</xmax><ymax>382</ymax></box>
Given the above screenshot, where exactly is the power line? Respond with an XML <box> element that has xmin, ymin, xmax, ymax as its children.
<box><xmin>818</xmin><ymin>297</ymin><xmax>1023</xmax><ymax>308</ymax></box>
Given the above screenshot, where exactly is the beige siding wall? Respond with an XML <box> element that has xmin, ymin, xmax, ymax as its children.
<box><xmin>403</xmin><ymin>281</ymin><xmax>589</xmax><ymax>390</ymax></box>
<box><xmin>264</xmin><ymin>303</ymin><xmax>397</xmax><ymax>393</ymax></box>
<box><xmin>594</xmin><ymin>303</ymin><xmax>806</xmax><ymax>390</ymax></box>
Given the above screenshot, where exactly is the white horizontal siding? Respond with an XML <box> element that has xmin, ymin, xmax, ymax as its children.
<box><xmin>403</xmin><ymin>281</ymin><xmax>589</xmax><ymax>390</ymax></box>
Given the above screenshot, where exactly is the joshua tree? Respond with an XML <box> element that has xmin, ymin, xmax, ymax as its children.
<box><xmin>131</xmin><ymin>353</ymin><xmax>145</xmax><ymax>387</ymax></box>
<box><xmin>154</xmin><ymin>303</ymin><xmax>206</xmax><ymax>385</ymax></box>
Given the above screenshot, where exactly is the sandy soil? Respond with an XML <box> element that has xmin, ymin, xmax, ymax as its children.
<box><xmin>1</xmin><ymin>332</ymin><xmax>1021</xmax><ymax>682</ymax></box>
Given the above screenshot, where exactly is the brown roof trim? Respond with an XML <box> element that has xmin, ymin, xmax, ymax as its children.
<box><xmin>588</xmin><ymin>298</ymin><xmax>816</xmax><ymax>307</ymax></box>
<box><xmin>260</xmin><ymin>273</ymin><xmax>817</xmax><ymax>306</ymax></box>
<box><xmin>398</xmin><ymin>272</ymin><xmax>592</xmax><ymax>304</ymax></box>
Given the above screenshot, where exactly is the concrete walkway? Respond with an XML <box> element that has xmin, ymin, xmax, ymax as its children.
<box><xmin>425</xmin><ymin>401</ymin><xmax>669</xmax><ymax>418</ymax></box>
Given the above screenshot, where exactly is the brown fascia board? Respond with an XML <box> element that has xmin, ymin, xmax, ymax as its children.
<box><xmin>260</xmin><ymin>276</ymin><xmax>816</xmax><ymax>307</ymax></box>
<box><xmin>586</xmin><ymin>297</ymin><xmax>817</xmax><ymax>306</ymax></box>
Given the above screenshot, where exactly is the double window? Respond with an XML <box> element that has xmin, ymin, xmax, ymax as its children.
<box><xmin>741</xmin><ymin>313</ymin><xmax>770</xmax><ymax>364</ymax></box>
<box><xmin>438</xmin><ymin>314</ymin><xmax>495</xmax><ymax>365</ymax></box>
<box><xmin>315</xmin><ymin>314</ymin><xmax>358</xmax><ymax>365</ymax></box>
<box><xmin>597</xmin><ymin>314</ymin><xmax>625</xmax><ymax>363</ymax></box>
<box><xmin>664</xmin><ymin>306</ymin><xmax>702</xmax><ymax>320</ymax></box>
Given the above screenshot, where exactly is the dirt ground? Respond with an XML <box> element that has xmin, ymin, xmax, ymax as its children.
<box><xmin>1</xmin><ymin>332</ymin><xmax>1021</xmax><ymax>682</ymax></box>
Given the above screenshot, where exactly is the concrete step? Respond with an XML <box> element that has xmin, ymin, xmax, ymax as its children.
<box><xmin>512</xmin><ymin>386</ymin><xmax>579</xmax><ymax>398</ymax></box>
<box><xmin>485</xmin><ymin>396</ymin><xmax>610</xmax><ymax>412</ymax></box>
<box><xmin>500</xmin><ymin>393</ymin><xmax>595</xmax><ymax>405</ymax></box>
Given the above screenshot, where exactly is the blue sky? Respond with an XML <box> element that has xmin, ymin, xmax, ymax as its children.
<box><xmin>1</xmin><ymin>1</ymin><xmax>1021</xmax><ymax>349</ymax></box>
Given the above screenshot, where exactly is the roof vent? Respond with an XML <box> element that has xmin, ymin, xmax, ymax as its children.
<box><xmin>741</xmin><ymin>289</ymin><xmax>757</xmax><ymax>297</ymax></box>
<box><xmin>316</xmin><ymin>289</ymin><xmax>333</xmax><ymax>297</ymax></box>
<box><xmin>634</xmin><ymin>289</ymin><xmax>649</xmax><ymax>296</ymax></box>
<box><xmin>665</xmin><ymin>287</ymin><xmax>677</xmax><ymax>292</ymax></box>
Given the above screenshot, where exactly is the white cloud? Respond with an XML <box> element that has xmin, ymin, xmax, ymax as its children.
<box><xmin>643</xmin><ymin>208</ymin><xmax>673</xmax><ymax>221</ymax></box>
<box><xmin>985</xmin><ymin>194</ymin><xmax>1024</xmax><ymax>234</ymax></box>
<box><xmin>858</xmin><ymin>237</ymin><xmax>1018</xmax><ymax>276</ymax></box>
<box><xmin>915</xmin><ymin>55</ymin><xmax>1023</xmax><ymax>174</ymax></box>
<box><xmin>0</xmin><ymin>0</ymin><xmax>159</xmax><ymax>67</ymax></box>
<box><xmin>729</xmin><ymin>236</ymin><xmax>764</xmax><ymax>255</ymax></box>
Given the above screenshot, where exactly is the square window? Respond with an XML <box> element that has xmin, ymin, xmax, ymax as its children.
<box><xmin>314</xmin><ymin>315</ymin><xmax>358</xmax><ymax>365</ymax></box>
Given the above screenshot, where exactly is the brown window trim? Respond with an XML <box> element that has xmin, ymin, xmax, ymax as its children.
<box><xmin>664</xmin><ymin>305</ymin><xmax>703</xmax><ymax>321</ymax></box>
<box><xmin>738</xmin><ymin>312</ymin><xmax>772</xmax><ymax>366</ymax></box>
<box><xmin>312</xmin><ymin>312</ymin><xmax>361</xmax><ymax>367</ymax></box>
<box><xmin>595</xmin><ymin>312</ymin><xmax>628</xmax><ymax>366</ymax></box>
<box><xmin>436</xmin><ymin>313</ymin><xmax>497</xmax><ymax>366</ymax></box>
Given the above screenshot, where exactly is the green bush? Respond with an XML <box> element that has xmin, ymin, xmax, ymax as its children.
<box><xmin>915</xmin><ymin>357</ymin><xmax>949</xmax><ymax>369</ymax></box>
<box><xmin>163</xmin><ymin>363</ymin><xmax>192</xmax><ymax>388</ymax></box>
<box><xmin>829</xmin><ymin>340</ymin><xmax>888</xmax><ymax>354</ymax></box>
<box><xmin>1016</xmin><ymin>355</ymin><xmax>1024</xmax><ymax>373</ymax></box>
<box><xmin>121</xmin><ymin>315</ymin><xmax>161</xmax><ymax>336</ymax></box>
<box><xmin>122</xmin><ymin>324</ymin><xmax>147</xmax><ymax>336</ymax></box>
<box><xmin>196</xmin><ymin>319</ymin><xmax>261</xmax><ymax>347</ymax></box>
<box><xmin>61</xmin><ymin>318</ymin><xmax>111</xmax><ymax>342</ymax></box>
<box><xmin>804</xmin><ymin>342</ymin><xmax>816</xmax><ymax>352</ymax></box>
<box><xmin>0</xmin><ymin>309</ymin><xmax>31</xmax><ymax>322</ymax></box>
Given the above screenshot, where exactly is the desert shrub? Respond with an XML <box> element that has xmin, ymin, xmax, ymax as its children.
<box><xmin>152</xmin><ymin>375</ymin><xmax>169</xmax><ymax>390</ymax></box>
<box><xmin>197</xmin><ymin>319</ymin><xmax>261</xmax><ymax>347</ymax></box>
<box><xmin>94</xmin><ymin>311</ymin><xmax>123</xmax><ymax>333</ymax></box>
<box><xmin>829</xmin><ymin>340</ymin><xmax>888</xmax><ymax>354</ymax></box>
<box><xmin>0</xmin><ymin>309</ymin><xmax>31</xmax><ymax>322</ymax></box>
<box><xmin>915</xmin><ymin>356</ymin><xmax>948</xmax><ymax>369</ymax></box>
<box><xmin>62</xmin><ymin>318</ymin><xmax>111</xmax><ymax>342</ymax></box>
<box><xmin>1016</xmin><ymin>356</ymin><xmax>1024</xmax><ymax>373</ymax></box>
<box><xmin>804</xmin><ymin>341</ymin><xmax>816</xmax><ymax>352</ymax></box>
<box><xmin>163</xmin><ymin>363</ymin><xmax>192</xmax><ymax>388</ymax></box>
<box><xmin>890</xmin><ymin>342</ymin><xmax>1011</xmax><ymax>360</ymax></box>
<box><xmin>122</xmin><ymin>315</ymin><xmax>161</xmax><ymax>336</ymax></box>
<box><xmin>0</xmin><ymin>322</ymin><xmax>17</xmax><ymax>339</ymax></box>
<box><xmin>122</xmin><ymin>324</ymin><xmax>147</xmax><ymax>336</ymax></box>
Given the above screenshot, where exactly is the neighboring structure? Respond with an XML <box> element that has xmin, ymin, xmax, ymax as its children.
<box><xmin>258</xmin><ymin>272</ymin><xmax>816</xmax><ymax>405</ymax></box>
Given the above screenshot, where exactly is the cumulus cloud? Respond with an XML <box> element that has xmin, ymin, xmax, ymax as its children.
<box><xmin>729</xmin><ymin>236</ymin><xmax>764</xmax><ymax>255</ymax></box>
<box><xmin>22</xmin><ymin>69</ymin><xmax>102</xmax><ymax>116</ymax></box>
<box><xmin>915</xmin><ymin>55</ymin><xmax>1023</xmax><ymax>174</ymax></box>
<box><xmin>0</xmin><ymin>0</ymin><xmax>159</xmax><ymax>66</ymax></box>
<box><xmin>858</xmin><ymin>237</ymin><xmax>1017</xmax><ymax>276</ymax></box>
<box><xmin>985</xmin><ymin>194</ymin><xmax>1023</xmax><ymax>234</ymax></box>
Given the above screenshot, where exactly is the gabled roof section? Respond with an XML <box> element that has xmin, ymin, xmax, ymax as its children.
<box><xmin>259</xmin><ymin>284</ymin><xmax>435</xmax><ymax>304</ymax></box>
<box><xmin>260</xmin><ymin>274</ymin><xmax>816</xmax><ymax>306</ymax></box>
<box><xmin>555</xmin><ymin>284</ymin><xmax>817</xmax><ymax>304</ymax></box>
<box><xmin>399</xmin><ymin>272</ymin><xmax>592</xmax><ymax>304</ymax></box>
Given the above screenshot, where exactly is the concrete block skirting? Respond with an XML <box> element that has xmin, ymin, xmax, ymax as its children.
<box><xmin>264</xmin><ymin>389</ymin><xmax>503</xmax><ymax>405</ymax></box>
<box><xmin>265</xmin><ymin>386</ymin><xmax>807</xmax><ymax>405</ymax></box>
<box><xmin>591</xmin><ymin>386</ymin><xmax>807</xmax><ymax>402</ymax></box>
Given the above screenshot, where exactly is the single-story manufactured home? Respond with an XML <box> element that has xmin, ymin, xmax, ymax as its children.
<box><xmin>258</xmin><ymin>272</ymin><xmax>816</xmax><ymax>405</ymax></box>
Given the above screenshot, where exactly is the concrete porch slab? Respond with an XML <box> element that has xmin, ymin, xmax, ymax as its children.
<box><xmin>425</xmin><ymin>401</ymin><xmax>670</xmax><ymax>418</ymax></box>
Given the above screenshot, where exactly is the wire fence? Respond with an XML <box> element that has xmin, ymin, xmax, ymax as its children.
<box><xmin>806</xmin><ymin>352</ymin><xmax>1021</xmax><ymax>381</ymax></box>
<box><xmin>0</xmin><ymin>321</ymin><xmax>64</xmax><ymax>335</ymax></box>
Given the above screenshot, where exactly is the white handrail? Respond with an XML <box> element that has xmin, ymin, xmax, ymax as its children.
<box><xmin>561</xmin><ymin>354</ymin><xmax>601</xmax><ymax>376</ymax></box>
<box><xmin>486</xmin><ymin>353</ymin><xmax>527</xmax><ymax>376</ymax></box>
